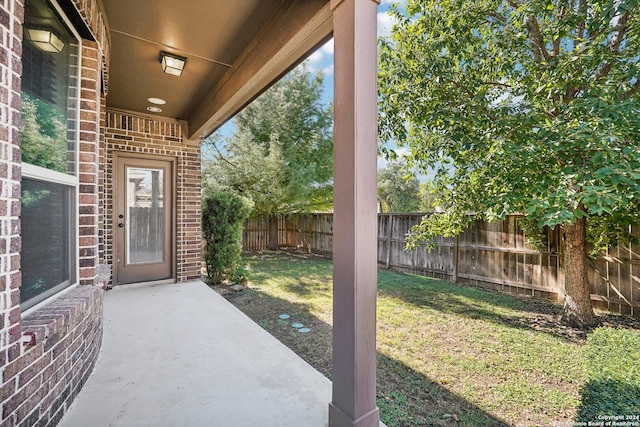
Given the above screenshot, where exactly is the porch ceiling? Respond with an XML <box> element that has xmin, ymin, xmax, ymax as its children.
<box><xmin>101</xmin><ymin>0</ymin><xmax>332</xmax><ymax>140</ymax></box>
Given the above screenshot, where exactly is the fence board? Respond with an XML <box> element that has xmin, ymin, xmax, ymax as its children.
<box><xmin>241</xmin><ymin>213</ymin><xmax>639</xmax><ymax>316</ymax></box>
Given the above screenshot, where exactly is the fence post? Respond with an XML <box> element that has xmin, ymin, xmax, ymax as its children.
<box><xmin>242</xmin><ymin>219</ymin><xmax>247</xmax><ymax>251</ymax></box>
<box><xmin>309</xmin><ymin>214</ymin><xmax>314</xmax><ymax>253</ymax></box>
<box><xmin>385</xmin><ymin>213</ymin><xmax>393</xmax><ymax>269</ymax></box>
<box><xmin>452</xmin><ymin>234</ymin><xmax>459</xmax><ymax>283</ymax></box>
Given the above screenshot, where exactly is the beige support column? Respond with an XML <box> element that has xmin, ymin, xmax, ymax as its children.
<box><xmin>329</xmin><ymin>0</ymin><xmax>380</xmax><ymax>426</ymax></box>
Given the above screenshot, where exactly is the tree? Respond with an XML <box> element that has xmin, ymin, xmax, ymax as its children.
<box><xmin>20</xmin><ymin>93</ymin><xmax>67</xmax><ymax>172</ymax></box>
<box><xmin>202</xmin><ymin>192</ymin><xmax>253</xmax><ymax>285</ymax></box>
<box><xmin>203</xmin><ymin>65</ymin><xmax>334</xmax><ymax>249</ymax></box>
<box><xmin>377</xmin><ymin>161</ymin><xmax>421</xmax><ymax>212</ymax></box>
<box><xmin>378</xmin><ymin>0</ymin><xmax>640</xmax><ymax>328</ymax></box>
<box><xmin>418</xmin><ymin>180</ymin><xmax>444</xmax><ymax>213</ymax></box>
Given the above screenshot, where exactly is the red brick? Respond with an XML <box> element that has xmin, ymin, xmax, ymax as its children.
<box><xmin>17</xmin><ymin>352</ymin><xmax>50</xmax><ymax>388</ymax></box>
<box><xmin>15</xmin><ymin>379</ymin><xmax>49</xmax><ymax>421</ymax></box>
<box><xmin>0</xmin><ymin>416</ymin><xmax>15</xmax><ymax>427</ymax></box>
<box><xmin>0</xmin><ymin>379</ymin><xmax>16</xmax><ymax>403</ymax></box>
<box><xmin>3</xmin><ymin>376</ymin><xmax>41</xmax><ymax>419</ymax></box>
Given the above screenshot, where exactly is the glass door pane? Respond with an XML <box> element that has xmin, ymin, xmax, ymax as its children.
<box><xmin>126</xmin><ymin>167</ymin><xmax>164</xmax><ymax>264</ymax></box>
<box><xmin>115</xmin><ymin>155</ymin><xmax>173</xmax><ymax>285</ymax></box>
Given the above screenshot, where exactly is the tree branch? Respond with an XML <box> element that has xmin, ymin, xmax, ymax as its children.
<box><xmin>484</xmin><ymin>81</ymin><xmax>513</xmax><ymax>89</ymax></box>
<box><xmin>595</xmin><ymin>10</ymin><xmax>630</xmax><ymax>81</ymax></box>
<box><xmin>622</xmin><ymin>79</ymin><xmax>640</xmax><ymax>100</ymax></box>
<box><xmin>565</xmin><ymin>2</ymin><xmax>630</xmax><ymax>103</ymax></box>
<box><xmin>610</xmin><ymin>10</ymin><xmax>630</xmax><ymax>53</ymax></box>
<box><xmin>488</xmin><ymin>11</ymin><xmax>506</xmax><ymax>24</ymax></box>
<box><xmin>210</xmin><ymin>141</ymin><xmax>237</xmax><ymax>168</ymax></box>
<box><xmin>551</xmin><ymin>4</ymin><xmax>567</xmax><ymax>57</ymax></box>
<box><xmin>575</xmin><ymin>0</ymin><xmax>587</xmax><ymax>44</ymax></box>
<box><xmin>506</xmin><ymin>0</ymin><xmax>552</xmax><ymax>64</ymax></box>
<box><xmin>563</xmin><ymin>83</ymin><xmax>582</xmax><ymax>106</ymax></box>
<box><xmin>565</xmin><ymin>0</ymin><xmax>587</xmax><ymax>101</ymax></box>
<box><xmin>551</xmin><ymin>35</ymin><xmax>561</xmax><ymax>57</ymax></box>
<box><xmin>445</xmin><ymin>77</ymin><xmax>496</xmax><ymax>121</ymax></box>
<box><xmin>587</xmin><ymin>0</ymin><xmax>616</xmax><ymax>43</ymax></box>
<box><xmin>525</xmin><ymin>15</ymin><xmax>551</xmax><ymax>63</ymax></box>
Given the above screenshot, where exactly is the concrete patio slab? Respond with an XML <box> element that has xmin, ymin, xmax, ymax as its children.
<box><xmin>58</xmin><ymin>280</ymin><xmax>333</xmax><ymax>427</ymax></box>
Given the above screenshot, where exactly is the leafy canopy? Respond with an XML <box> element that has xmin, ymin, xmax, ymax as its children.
<box><xmin>203</xmin><ymin>66</ymin><xmax>333</xmax><ymax>216</ymax></box>
<box><xmin>378</xmin><ymin>0</ymin><xmax>640</xmax><ymax>248</ymax></box>
<box><xmin>20</xmin><ymin>93</ymin><xmax>67</xmax><ymax>172</ymax></box>
<box><xmin>378</xmin><ymin>160</ymin><xmax>422</xmax><ymax>212</ymax></box>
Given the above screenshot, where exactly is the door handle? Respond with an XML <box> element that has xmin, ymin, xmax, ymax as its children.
<box><xmin>118</xmin><ymin>223</ymin><xmax>124</xmax><ymax>228</ymax></box>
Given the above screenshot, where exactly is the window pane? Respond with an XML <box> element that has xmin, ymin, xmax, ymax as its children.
<box><xmin>21</xmin><ymin>0</ymin><xmax>79</xmax><ymax>175</ymax></box>
<box><xmin>21</xmin><ymin>178</ymin><xmax>76</xmax><ymax>308</ymax></box>
<box><xmin>20</xmin><ymin>0</ymin><xmax>79</xmax><ymax>308</ymax></box>
<box><xmin>127</xmin><ymin>168</ymin><xmax>164</xmax><ymax>264</ymax></box>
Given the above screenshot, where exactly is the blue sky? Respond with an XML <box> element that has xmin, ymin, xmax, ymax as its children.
<box><xmin>304</xmin><ymin>0</ymin><xmax>403</xmax><ymax>170</ymax></box>
<box><xmin>214</xmin><ymin>1</ymin><xmax>409</xmax><ymax>172</ymax></box>
<box><xmin>304</xmin><ymin>0</ymin><xmax>398</xmax><ymax>103</ymax></box>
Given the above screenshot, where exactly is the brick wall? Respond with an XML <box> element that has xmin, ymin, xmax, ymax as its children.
<box><xmin>0</xmin><ymin>0</ymin><xmax>25</xmax><ymax>356</ymax></box>
<box><xmin>69</xmin><ymin>0</ymin><xmax>109</xmax><ymax>93</ymax></box>
<box><xmin>103</xmin><ymin>111</ymin><xmax>202</xmax><ymax>283</ymax></box>
<box><xmin>78</xmin><ymin>41</ymin><xmax>101</xmax><ymax>287</ymax></box>
<box><xmin>2</xmin><ymin>286</ymin><xmax>102</xmax><ymax>427</ymax></box>
<box><xmin>0</xmin><ymin>0</ymin><xmax>204</xmax><ymax>422</ymax></box>
<box><xmin>98</xmin><ymin>97</ymin><xmax>107</xmax><ymax>270</ymax></box>
<box><xmin>0</xmin><ymin>0</ymin><xmax>109</xmax><ymax>425</ymax></box>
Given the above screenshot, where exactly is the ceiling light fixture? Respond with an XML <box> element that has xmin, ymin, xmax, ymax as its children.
<box><xmin>160</xmin><ymin>51</ymin><xmax>187</xmax><ymax>77</ymax></box>
<box><xmin>147</xmin><ymin>97</ymin><xmax>166</xmax><ymax>105</ymax></box>
<box><xmin>147</xmin><ymin>106</ymin><xmax>162</xmax><ymax>113</ymax></box>
<box><xmin>25</xmin><ymin>29</ymin><xmax>65</xmax><ymax>53</ymax></box>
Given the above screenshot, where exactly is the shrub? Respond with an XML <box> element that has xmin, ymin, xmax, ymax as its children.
<box><xmin>576</xmin><ymin>327</ymin><xmax>640</xmax><ymax>420</ymax></box>
<box><xmin>230</xmin><ymin>264</ymin><xmax>251</xmax><ymax>284</ymax></box>
<box><xmin>202</xmin><ymin>192</ymin><xmax>252</xmax><ymax>285</ymax></box>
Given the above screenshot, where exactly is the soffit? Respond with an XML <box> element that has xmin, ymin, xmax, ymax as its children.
<box><xmin>101</xmin><ymin>0</ymin><xmax>332</xmax><ymax>140</ymax></box>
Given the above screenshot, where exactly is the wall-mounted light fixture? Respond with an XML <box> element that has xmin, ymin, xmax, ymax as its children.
<box><xmin>25</xmin><ymin>29</ymin><xmax>65</xmax><ymax>53</ymax></box>
<box><xmin>160</xmin><ymin>51</ymin><xmax>187</xmax><ymax>77</ymax></box>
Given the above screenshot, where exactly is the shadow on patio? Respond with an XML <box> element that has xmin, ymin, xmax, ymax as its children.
<box><xmin>228</xmin><ymin>284</ymin><xmax>511</xmax><ymax>427</ymax></box>
<box><xmin>58</xmin><ymin>281</ymin><xmax>334</xmax><ymax>427</ymax></box>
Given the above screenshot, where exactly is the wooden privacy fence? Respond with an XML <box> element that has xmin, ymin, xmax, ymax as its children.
<box><xmin>242</xmin><ymin>213</ymin><xmax>640</xmax><ymax>316</ymax></box>
<box><xmin>129</xmin><ymin>206</ymin><xmax>163</xmax><ymax>260</ymax></box>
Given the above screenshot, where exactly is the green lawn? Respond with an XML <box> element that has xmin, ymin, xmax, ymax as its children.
<box><xmin>225</xmin><ymin>252</ymin><xmax>640</xmax><ymax>427</ymax></box>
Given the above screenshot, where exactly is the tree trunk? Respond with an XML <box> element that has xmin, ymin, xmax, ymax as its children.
<box><xmin>268</xmin><ymin>215</ymin><xmax>279</xmax><ymax>251</ymax></box>
<box><xmin>378</xmin><ymin>198</ymin><xmax>385</xmax><ymax>214</ymax></box>
<box><xmin>561</xmin><ymin>216</ymin><xmax>598</xmax><ymax>328</ymax></box>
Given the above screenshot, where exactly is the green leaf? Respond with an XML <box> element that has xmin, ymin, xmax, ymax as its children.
<box><xmin>377</xmin><ymin>0</ymin><xmax>640</xmax><ymax>253</ymax></box>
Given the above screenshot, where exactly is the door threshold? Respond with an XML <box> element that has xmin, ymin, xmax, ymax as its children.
<box><xmin>112</xmin><ymin>279</ymin><xmax>176</xmax><ymax>289</ymax></box>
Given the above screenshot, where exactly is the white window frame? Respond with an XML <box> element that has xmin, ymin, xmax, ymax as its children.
<box><xmin>21</xmin><ymin>0</ymin><xmax>83</xmax><ymax>313</ymax></box>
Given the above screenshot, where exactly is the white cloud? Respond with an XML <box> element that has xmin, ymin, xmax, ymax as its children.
<box><xmin>377</xmin><ymin>146</ymin><xmax>412</xmax><ymax>171</ymax></box>
<box><xmin>395</xmin><ymin>147</ymin><xmax>410</xmax><ymax>158</ymax></box>
<box><xmin>305</xmin><ymin>39</ymin><xmax>334</xmax><ymax>72</ymax></box>
<box><xmin>322</xmin><ymin>64</ymin><xmax>334</xmax><ymax>76</ymax></box>
<box><xmin>381</xmin><ymin>0</ymin><xmax>408</xmax><ymax>7</ymax></box>
<box><xmin>377</xmin><ymin>11</ymin><xmax>395</xmax><ymax>39</ymax></box>
<box><xmin>306</xmin><ymin>50</ymin><xmax>324</xmax><ymax>68</ymax></box>
<box><xmin>377</xmin><ymin>156</ymin><xmax>390</xmax><ymax>170</ymax></box>
<box><xmin>320</xmin><ymin>39</ymin><xmax>334</xmax><ymax>56</ymax></box>
<box><xmin>377</xmin><ymin>0</ymin><xmax>408</xmax><ymax>39</ymax></box>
